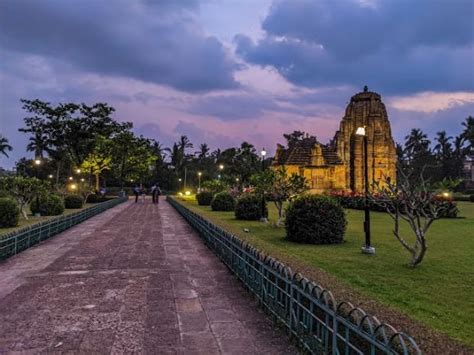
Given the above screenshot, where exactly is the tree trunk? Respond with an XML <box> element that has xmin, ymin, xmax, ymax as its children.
<box><xmin>275</xmin><ymin>201</ymin><xmax>284</xmax><ymax>226</ymax></box>
<box><xmin>95</xmin><ymin>173</ymin><xmax>100</xmax><ymax>192</ymax></box>
<box><xmin>410</xmin><ymin>242</ymin><xmax>427</xmax><ymax>267</ymax></box>
<box><xmin>20</xmin><ymin>204</ymin><xmax>28</xmax><ymax>220</ymax></box>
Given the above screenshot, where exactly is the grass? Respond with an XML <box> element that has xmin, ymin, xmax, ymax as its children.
<box><xmin>178</xmin><ymin>197</ymin><xmax>474</xmax><ymax>347</ymax></box>
<box><xmin>0</xmin><ymin>204</ymin><xmax>93</xmax><ymax>237</ymax></box>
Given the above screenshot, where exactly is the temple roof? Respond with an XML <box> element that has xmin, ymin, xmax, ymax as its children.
<box><xmin>350</xmin><ymin>86</ymin><xmax>381</xmax><ymax>103</ymax></box>
<box><xmin>275</xmin><ymin>138</ymin><xmax>342</xmax><ymax>166</ymax></box>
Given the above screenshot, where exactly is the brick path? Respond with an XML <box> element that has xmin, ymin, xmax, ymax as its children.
<box><xmin>0</xmin><ymin>198</ymin><xmax>297</xmax><ymax>354</ymax></box>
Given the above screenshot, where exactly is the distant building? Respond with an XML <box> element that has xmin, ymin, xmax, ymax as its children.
<box><xmin>464</xmin><ymin>154</ymin><xmax>474</xmax><ymax>188</ymax></box>
<box><xmin>272</xmin><ymin>87</ymin><xmax>397</xmax><ymax>193</ymax></box>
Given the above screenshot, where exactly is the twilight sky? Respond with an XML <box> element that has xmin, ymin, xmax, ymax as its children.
<box><xmin>1</xmin><ymin>0</ymin><xmax>473</xmax><ymax>168</ymax></box>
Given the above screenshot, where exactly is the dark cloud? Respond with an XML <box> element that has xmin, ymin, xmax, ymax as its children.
<box><xmin>0</xmin><ymin>0</ymin><xmax>239</xmax><ymax>92</ymax></box>
<box><xmin>235</xmin><ymin>0</ymin><xmax>474</xmax><ymax>94</ymax></box>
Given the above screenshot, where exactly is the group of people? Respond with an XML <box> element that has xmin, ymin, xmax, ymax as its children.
<box><xmin>133</xmin><ymin>183</ymin><xmax>162</xmax><ymax>204</ymax></box>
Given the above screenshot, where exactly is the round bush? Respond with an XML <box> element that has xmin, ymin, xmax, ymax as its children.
<box><xmin>0</xmin><ymin>198</ymin><xmax>20</xmax><ymax>228</ymax></box>
<box><xmin>211</xmin><ymin>192</ymin><xmax>235</xmax><ymax>211</ymax></box>
<box><xmin>86</xmin><ymin>194</ymin><xmax>109</xmax><ymax>203</ymax></box>
<box><xmin>196</xmin><ymin>191</ymin><xmax>213</xmax><ymax>206</ymax></box>
<box><xmin>285</xmin><ymin>195</ymin><xmax>346</xmax><ymax>244</ymax></box>
<box><xmin>30</xmin><ymin>194</ymin><xmax>65</xmax><ymax>216</ymax></box>
<box><xmin>235</xmin><ymin>194</ymin><xmax>267</xmax><ymax>220</ymax></box>
<box><xmin>64</xmin><ymin>194</ymin><xmax>83</xmax><ymax>209</ymax></box>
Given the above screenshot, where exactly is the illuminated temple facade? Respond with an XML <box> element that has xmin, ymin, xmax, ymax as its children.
<box><xmin>272</xmin><ymin>87</ymin><xmax>397</xmax><ymax>193</ymax></box>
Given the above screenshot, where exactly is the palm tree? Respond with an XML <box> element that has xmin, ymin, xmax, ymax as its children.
<box><xmin>26</xmin><ymin>132</ymin><xmax>48</xmax><ymax>159</ymax></box>
<box><xmin>0</xmin><ymin>135</ymin><xmax>13</xmax><ymax>158</ymax></box>
<box><xmin>434</xmin><ymin>131</ymin><xmax>452</xmax><ymax>159</ymax></box>
<box><xmin>197</xmin><ymin>143</ymin><xmax>210</xmax><ymax>159</ymax></box>
<box><xmin>404</xmin><ymin>128</ymin><xmax>431</xmax><ymax>162</ymax></box>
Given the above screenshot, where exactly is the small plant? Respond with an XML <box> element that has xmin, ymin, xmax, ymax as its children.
<box><xmin>0</xmin><ymin>198</ymin><xmax>20</xmax><ymax>227</ymax></box>
<box><xmin>371</xmin><ymin>170</ymin><xmax>455</xmax><ymax>267</ymax></box>
<box><xmin>64</xmin><ymin>194</ymin><xmax>83</xmax><ymax>209</ymax></box>
<box><xmin>211</xmin><ymin>191</ymin><xmax>235</xmax><ymax>211</ymax></box>
<box><xmin>196</xmin><ymin>191</ymin><xmax>213</xmax><ymax>206</ymax></box>
<box><xmin>235</xmin><ymin>194</ymin><xmax>267</xmax><ymax>220</ymax></box>
<box><xmin>285</xmin><ymin>195</ymin><xmax>346</xmax><ymax>244</ymax></box>
<box><xmin>30</xmin><ymin>194</ymin><xmax>65</xmax><ymax>216</ymax></box>
<box><xmin>0</xmin><ymin>176</ymin><xmax>47</xmax><ymax>219</ymax></box>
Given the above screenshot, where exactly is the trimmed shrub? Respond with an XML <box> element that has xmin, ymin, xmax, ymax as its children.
<box><xmin>64</xmin><ymin>194</ymin><xmax>83</xmax><ymax>209</ymax></box>
<box><xmin>470</xmin><ymin>194</ymin><xmax>474</xmax><ymax>203</ymax></box>
<box><xmin>235</xmin><ymin>194</ymin><xmax>267</xmax><ymax>220</ymax></box>
<box><xmin>211</xmin><ymin>192</ymin><xmax>235</xmax><ymax>211</ymax></box>
<box><xmin>0</xmin><ymin>198</ymin><xmax>20</xmax><ymax>228</ymax></box>
<box><xmin>196</xmin><ymin>191</ymin><xmax>213</xmax><ymax>206</ymax></box>
<box><xmin>30</xmin><ymin>194</ymin><xmax>64</xmax><ymax>216</ymax></box>
<box><xmin>86</xmin><ymin>194</ymin><xmax>109</xmax><ymax>203</ymax></box>
<box><xmin>285</xmin><ymin>195</ymin><xmax>346</xmax><ymax>244</ymax></box>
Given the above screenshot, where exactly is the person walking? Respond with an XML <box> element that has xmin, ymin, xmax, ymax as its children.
<box><xmin>155</xmin><ymin>183</ymin><xmax>162</xmax><ymax>204</ymax></box>
<box><xmin>133</xmin><ymin>185</ymin><xmax>140</xmax><ymax>203</ymax></box>
<box><xmin>151</xmin><ymin>184</ymin><xmax>157</xmax><ymax>204</ymax></box>
<box><xmin>140</xmin><ymin>184</ymin><xmax>146</xmax><ymax>203</ymax></box>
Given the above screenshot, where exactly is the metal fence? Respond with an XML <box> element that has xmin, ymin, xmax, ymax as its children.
<box><xmin>0</xmin><ymin>197</ymin><xmax>128</xmax><ymax>261</ymax></box>
<box><xmin>168</xmin><ymin>197</ymin><xmax>421</xmax><ymax>355</ymax></box>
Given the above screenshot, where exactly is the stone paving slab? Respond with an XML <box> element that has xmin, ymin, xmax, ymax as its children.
<box><xmin>0</xmin><ymin>198</ymin><xmax>298</xmax><ymax>354</ymax></box>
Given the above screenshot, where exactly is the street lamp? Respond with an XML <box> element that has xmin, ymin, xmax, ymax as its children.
<box><xmin>356</xmin><ymin>127</ymin><xmax>375</xmax><ymax>255</ymax></box>
<box><xmin>218</xmin><ymin>164</ymin><xmax>224</xmax><ymax>180</ymax></box>
<box><xmin>68</xmin><ymin>176</ymin><xmax>74</xmax><ymax>181</ymax></box>
<box><xmin>260</xmin><ymin>148</ymin><xmax>267</xmax><ymax>222</ymax></box>
<box><xmin>76</xmin><ymin>168</ymin><xmax>81</xmax><ymax>174</ymax></box>
<box><xmin>33</xmin><ymin>158</ymin><xmax>42</xmax><ymax>216</ymax></box>
<box><xmin>48</xmin><ymin>174</ymin><xmax>53</xmax><ymax>179</ymax></box>
<box><xmin>198</xmin><ymin>172</ymin><xmax>202</xmax><ymax>192</ymax></box>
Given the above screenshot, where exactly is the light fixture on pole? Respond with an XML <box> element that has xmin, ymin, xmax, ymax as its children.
<box><xmin>218</xmin><ymin>164</ymin><xmax>224</xmax><ymax>179</ymax></box>
<box><xmin>260</xmin><ymin>148</ymin><xmax>267</xmax><ymax>222</ymax></box>
<box><xmin>33</xmin><ymin>157</ymin><xmax>42</xmax><ymax>216</ymax></box>
<box><xmin>356</xmin><ymin>127</ymin><xmax>375</xmax><ymax>255</ymax></box>
<box><xmin>76</xmin><ymin>168</ymin><xmax>81</xmax><ymax>174</ymax></box>
<box><xmin>198</xmin><ymin>172</ymin><xmax>202</xmax><ymax>192</ymax></box>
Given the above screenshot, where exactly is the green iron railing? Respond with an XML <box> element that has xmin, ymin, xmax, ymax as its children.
<box><xmin>168</xmin><ymin>197</ymin><xmax>421</xmax><ymax>355</ymax></box>
<box><xmin>0</xmin><ymin>197</ymin><xmax>128</xmax><ymax>261</ymax></box>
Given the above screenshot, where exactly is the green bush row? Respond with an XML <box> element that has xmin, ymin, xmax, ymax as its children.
<box><xmin>30</xmin><ymin>194</ymin><xmax>65</xmax><ymax>216</ymax></box>
<box><xmin>0</xmin><ymin>198</ymin><xmax>20</xmax><ymax>228</ymax></box>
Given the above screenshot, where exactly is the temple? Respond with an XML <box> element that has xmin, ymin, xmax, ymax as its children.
<box><xmin>272</xmin><ymin>87</ymin><xmax>397</xmax><ymax>193</ymax></box>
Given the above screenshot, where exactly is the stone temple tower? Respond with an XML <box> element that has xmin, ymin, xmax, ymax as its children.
<box><xmin>333</xmin><ymin>86</ymin><xmax>397</xmax><ymax>192</ymax></box>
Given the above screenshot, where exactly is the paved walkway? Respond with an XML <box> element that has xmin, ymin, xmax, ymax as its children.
<box><xmin>0</xmin><ymin>198</ymin><xmax>297</xmax><ymax>354</ymax></box>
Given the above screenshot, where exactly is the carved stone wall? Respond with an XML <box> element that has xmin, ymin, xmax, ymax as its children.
<box><xmin>335</xmin><ymin>87</ymin><xmax>397</xmax><ymax>192</ymax></box>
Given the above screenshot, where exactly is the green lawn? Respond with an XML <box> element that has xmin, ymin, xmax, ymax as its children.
<box><xmin>178</xmin><ymin>198</ymin><xmax>474</xmax><ymax>347</ymax></box>
<box><xmin>0</xmin><ymin>204</ymin><xmax>93</xmax><ymax>237</ymax></box>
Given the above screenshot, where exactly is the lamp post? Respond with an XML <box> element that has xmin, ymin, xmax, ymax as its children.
<box><xmin>218</xmin><ymin>164</ymin><xmax>224</xmax><ymax>180</ymax></box>
<box><xmin>260</xmin><ymin>148</ymin><xmax>267</xmax><ymax>222</ymax></box>
<box><xmin>33</xmin><ymin>158</ymin><xmax>42</xmax><ymax>216</ymax></box>
<box><xmin>198</xmin><ymin>172</ymin><xmax>202</xmax><ymax>192</ymax></box>
<box><xmin>355</xmin><ymin>127</ymin><xmax>375</xmax><ymax>255</ymax></box>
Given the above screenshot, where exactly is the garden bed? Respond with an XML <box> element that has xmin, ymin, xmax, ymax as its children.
<box><xmin>171</xmin><ymin>197</ymin><xmax>473</xmax><ymax>353</ymax></box>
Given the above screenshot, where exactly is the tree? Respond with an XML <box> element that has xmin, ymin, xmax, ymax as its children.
<box><xmin>0</xmin><ymin>176</ymin><xmax>47</xmax><ymax>219</ymax></box>
<box><xmin>370</xmin><ymin>170</ymin><xmax>453</xmax><ymax>267</ymax></box>
<box><xmin>461</xmin><ymin>115</ymin><xmax>474</xmax><ymax>151</ymax></box>
<box><xmin>434</xmin><ymin>131</ymin><xmax>453</xmax><ymax>180</ymax></box>
<box><xmin>81</xmin><ymin>137</ymin><xmax>112</xmax><ymax>191</ymax></box>
<box><xmin>283</xmin><ymin>130</ymin><xmax>317</xmax><ymax>147</ymax></box>
<box><xmin>251</xmin><ymin>167</ymin><xmax>308</xmax><ymax>226</ymax></box>
<box><xmin>0</xmin><ymin>135</ymin><xmax>13</xmax><ymax>158</ymax></box>
<box><xmin>402</xmin><ymin>128</ymin><xmax>435</xmax><ymax>179</ymax></box>
<box><xmin>19</xmin><ymin>99</ymin><xmax>132</xmax><ymax>184</ymax></box>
